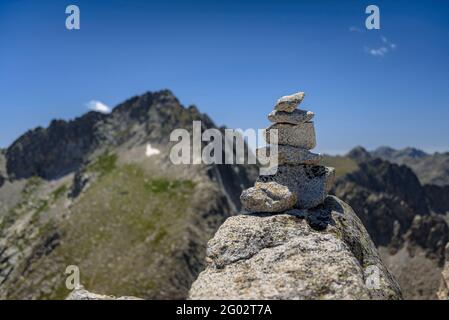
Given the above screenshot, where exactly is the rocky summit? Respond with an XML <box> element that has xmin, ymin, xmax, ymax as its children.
<box><xmin>241</xmin><ymin>91</ymin><xmax>334</xmax><ymax>212</ymax></box>
<box><xmin>189</xmin><ymin>92</ymin><xmax>400</xmax><ymax>300</ymax></box>
<box><xmin>189</xmin><ymin>196</ymin><xmax>402</xmax><ymax>300</ymax></box>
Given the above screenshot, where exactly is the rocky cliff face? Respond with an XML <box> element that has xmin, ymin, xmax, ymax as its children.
<box><xmin>189</xmin><ymin>196</ymin><xmax>402</xmax><ymax>300</ymax></box>
<box><xmin>334</xmin><ymin>158</ymin><xmax>429</xmax><ymax>247</ymax></box>
<box><xmin>0</xmin><ymin>90</ymin><xmax>257</xmax><ymax>299</ymax></box>
<box><xmin>438</xmin><ymin>244</ymin><xmax>449</xmax><ymax>299</ymax></box>
<box><xmin>329</xmin><ymin>147</ymin><xmax>449</xmax><ymax>299</ymax></box>
<box><xmin>6</xmin><ymin>112</ymin><xmax>107</xmax><ymax>180</ymax></box>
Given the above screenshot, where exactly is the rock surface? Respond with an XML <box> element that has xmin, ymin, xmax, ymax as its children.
<box><xmin>265</xmin><ymin>122</ymin><xmax>316</xmax><ymax>149</ymax></box>
<box><xmin>275</xmin><ymin>92</ymin><xmax>305</xmax><ymax>113</ymax></box>
<box><xmin>438</xmin><ymin>243</ymin><xmax>449</xmax><ymax>299</ymax></box>
<box><xmin>66</xmin><ymin>286</ymin><xmax>142</xmax><ymax>300</ymax></box>
<box><xmin>257</xmin><ymin>145</ymin><xmax>321</xmax><ymax>166</ymax></box>
<box><xmin>240</xmin><ymin>182</ymin><xmax>296</xmax><ymax>213</ymax></box>
<box><xmin>268</xmin><ymin>109</ymin><xmax>314</xmax><ymax>124</ymax></box>
<box><xmin>258</xmin><ymin>165</ymin><xmax>335</xmax><ymax>209</ymax></box>
<box><xmin>189</xmin><ymin>196</ymin><xmax>402</xmax><ymax>300</ymax></box>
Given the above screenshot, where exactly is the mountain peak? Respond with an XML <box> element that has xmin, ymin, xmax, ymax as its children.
<box><xmin>346</xmin><ymin>146</ymin><xmax>372</xmax><ymax>163</ymax></box>
<box><xmin>400</xmin><ymin>147</ymin><xmax>428</xmax><ymax>159</ymax></box>
<box><xmin>5</xmin><ymin>89</ymin><xmax>212</xmax><ymax>180</ymax></box>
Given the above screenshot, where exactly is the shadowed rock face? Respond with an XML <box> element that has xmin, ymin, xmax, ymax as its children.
<box><xmin>5</xmin><ymin>90</ymin><xmax>217</xmax><ymax>181</ymax></box>
<box><xmin>332</xmin><ymin>150</ymin><xmax>449</xmax><ymax>299</ymax></box>
<box><xmin>0</xmin><ymin>150</ymin><xmax>6</xmax><ymax>187</ymax></box>
<box><xmin>372</xmin><ymin>146</ymin><xmax>449</xmax><ymax>187</ymax></box>
<box><xmin>342</xmin><ymin>158</ymin><xmax>429</xmax><ymax>216</ymax></box>
<box><xmin>258</xmin><ymin>165</ymin><xmax>335</xmax><ymax>209</ymax></box>
<box><xmin>424</xmin><ymin>184</ymin><xmax>449</xmax><ymax>214</ymax></box>
<box><xmin>6</xmin><ymin>112</ymin><xmax>107</xmax><ymax>180</ymax></box>
<box><xmin>334</xmin><ymin>158</ymin><xmax>429</xmax><ymax>247</ymax></box>
<box><xmin>189</xmin><ymin>196</ymin><xmax>402</xmax><ymax>300</ymax></box>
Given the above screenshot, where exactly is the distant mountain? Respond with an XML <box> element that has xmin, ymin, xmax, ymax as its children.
<box><xmin>372</xmin><ymin>146</ymin><xmax>449</xmax><ymax>186</ymax></box>
<box><xmin>0</xmin><ymin>90</ymin><xmax>257</xmax><ymax>299</ymax></box>
<box><xmin>325</xmin><ymin>147</ymin><xmax>449</xmax><ymax>299</ymax></box>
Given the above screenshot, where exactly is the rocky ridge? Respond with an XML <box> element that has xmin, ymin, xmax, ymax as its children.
<box><xmin>0</xmin><ymin>90</ymin><xmax>257</xmax><ymax>299</ymax></box>
<box><xmin>372</xmin><ymin>146</ymin><xmax>449</xmax><ymax>187</ymax></box>
<box><xmin>328</xmin><ymin>146</ymin><xmax>449</xmax><ymax>299</ymax></box>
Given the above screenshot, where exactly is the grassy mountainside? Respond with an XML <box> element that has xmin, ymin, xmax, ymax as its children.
<box><xmin>0</xmin><ymin>90</ymin><xmax>257</xmax><ymax>299</ymax></box>
<box><xmin>321</xmin><ymin>155</ymin><xmax>359</xmax><ymax>178</ymax></box>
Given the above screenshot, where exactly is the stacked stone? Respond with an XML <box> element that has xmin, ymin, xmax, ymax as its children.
<box><xmin>240</xmin><ymin>92</ymin><xmax>335</xmax><ymax>212</ymax></box>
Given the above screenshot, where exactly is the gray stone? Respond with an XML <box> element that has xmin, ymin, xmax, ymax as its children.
<box><xmin>275</xmin><ymin>92</ymin><xmax>305</xmax><ymax>113</ymax></box>
<box><xmin>257</xmin><ymin>165</ymin><xmax>335</xmax><ymax>209</ymax></box>
<box><xmin>268</xmin><ymin>109</ymin><xmax>314</xmax><ymax>124</ymax></box>
<box><xmin>240</xmin><ymin>182</ymin><xmax>296</xmax><ymax>213</ymax></box>
<box><xmin>189</xmin><ymin>196</ymin><xmax>403</xmax><ymax>300</ymax></box>
<box><xmin>257</xmin><ymin>145</ymin><xmax>321</xmax><ymax>166</ymax></box>
<box><xmin>265</xmin><ymin>122</ymin><xmax>316</xmax><ymax>149</ymax></box>
<box><xmin>66</xmin><ymin>286</ymin><xmax>142</xmax><ymax>300</ymax></box>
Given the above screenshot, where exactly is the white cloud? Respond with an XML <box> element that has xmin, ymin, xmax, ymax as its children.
<box><xmin>86</xmin><ymin>100</ymin><xmax>111</xmax><ymax>114</ymax></box>
<box><xmin>365</xmin><ymin>36</ymin><xmax>397</xmax><ymax>57</ymax></box>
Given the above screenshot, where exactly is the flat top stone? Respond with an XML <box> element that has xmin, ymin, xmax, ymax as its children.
<box><xmin>188</xmin><ymin>196</ymin><xmax>403</xmax><ymax>300</ymax></box>
<box><xmin>257</xmin><ymin>145</ymin><xmax>322</xmax><ymax>165</ymax></box>
<box><xmin>265</xmin><ymin>122</ymin><xmax>316</xmax><ymax>149</ymax></box>
<box><xmin>268</xmin><ymin>109</ymin><xmax>314</xmax><ymax>124</ymax></box>
<box><xmin>275</xmin><ymin>92</ymin><xmax>305</xmax><ymax>113</ymax></box>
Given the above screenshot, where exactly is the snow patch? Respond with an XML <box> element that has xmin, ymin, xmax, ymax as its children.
<box><xmin>146</xmin><ymin>144</ymin><xmax>161</xmax><ymax>157</ymax></box>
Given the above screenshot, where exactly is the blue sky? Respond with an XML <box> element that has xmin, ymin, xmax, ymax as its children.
<box><xmin>1</xmin><ymin>0</ymin><xmax>448</xmax><ymax>154</ymax></box>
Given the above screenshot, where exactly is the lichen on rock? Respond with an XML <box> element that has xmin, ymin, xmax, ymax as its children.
<box><xmin>189</xmin><ymin>196</ymin><xmax>402</xmax><ymax>300</ymax></box>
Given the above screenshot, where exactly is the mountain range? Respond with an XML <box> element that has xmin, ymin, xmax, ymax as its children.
<box><xmin>1</xmin><ymin>90</ymin><xmax>448</xmax><ymax>300</ymax></box>
<box><xmin>0</xmin><ymin>90</ymin><xmax>257</xmax><ymax>299</ymax></box>
<box><xmin>372</xmin><ymin>146</ymin><xmax>449</xmax><ymax>187</ymax></box>
<box><xmin>324</xmin><ymin>147</ymin><xmax>449</xmax><ymax>299</ymax></box>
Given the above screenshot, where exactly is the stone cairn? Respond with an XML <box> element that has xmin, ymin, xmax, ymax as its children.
<box><xmin>240</xmin><ymin>92</ymin><xmax>335</xmax><ymax>213</ymax></box>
